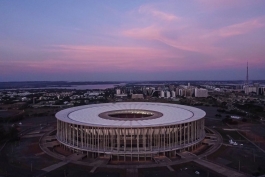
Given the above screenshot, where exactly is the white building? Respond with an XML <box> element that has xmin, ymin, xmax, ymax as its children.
<box><xmin>131</xmin><ymin>94</ymin><xmax>144</xmax><ymax>99</ymax></box>
<box><xmin>166</xmin><ymin>91</ymin><xmax>170</xmax><ymax>98</ymax></box>
<box><xmin>160</xmin><ymin>90</ymin><xmax>165</xmax><ymax>98</ymax></box>
<box><xmin>171</xmin><ymin>91</ymin><xmax>176</xmax><ymax>98</ymax></box>
<box><xmin>195</xmin><ymin>88</ymin><xmax>208</xmax><ymax>97</ymax></box>
<box><xmin>244</xmin><ymin>86</ymin><xmax>257</xmax><ymax>94</ymax></box>
<box><xmin>21</xmin><ymin>97</ymin><xmax>28</xmax><ymax>102</ymax></box>
<box><xmin>175</xmin><ymin>88</ymin><xmax>179</xmax><ymax>96</ymax></box>
<box><xmin>179</xmin><ymin>89</ymin><xmax>184</xmax><ymax>96</ymax></box>
<box><xmin>116</xmin><ymin>89</ymin><xmax>121</xmax><ymax>95</ymax></box>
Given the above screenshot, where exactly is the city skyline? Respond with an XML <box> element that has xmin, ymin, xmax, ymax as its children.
<box><xmin>1</xmin><ymin>0</ymin><xmax>265</xmax><ymax>81</ymax></box>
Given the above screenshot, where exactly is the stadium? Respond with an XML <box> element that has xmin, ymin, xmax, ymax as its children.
<box><xmin>55</xmin><ymin>102</ymin><xmax>206</xmax><ymax>161</ymax></box>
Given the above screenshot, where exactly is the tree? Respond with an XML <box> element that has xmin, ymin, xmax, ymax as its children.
<box><xmin>242</xmin><ymin>118</ymin><xmax>247</xmax><ymax>122</ymax></box>
<box><xmin>0</xmin><ymin>124</ymin><xmax>6</xmax><ymax>141</ymax></box>
<box><xmin>6</xmin><ymin>125</ymin><xmax>19</xmax><ymax>141</ymax></box>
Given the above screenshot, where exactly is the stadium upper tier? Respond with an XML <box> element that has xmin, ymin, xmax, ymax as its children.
<box><xmin>55</xmin><ymin>102</ymin><xmax>206</xmax><ymax>128</ymax></box>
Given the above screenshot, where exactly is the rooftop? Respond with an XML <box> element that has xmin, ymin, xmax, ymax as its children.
<box><xmin>55</xmin><ymin>102</ymin><xmax>206</xmax><ymax>128</ymax></box>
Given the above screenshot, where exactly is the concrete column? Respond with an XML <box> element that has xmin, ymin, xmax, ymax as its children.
<box><xmin>187</xmin><ymin>122</ymin><xmax>190</xmax><ymax>143</ymax></box>
<box><xmin>81</xmin><ymin>125</ymin><xmax>83</xmax><ymax>148</ymax></box>
<box><xmin>57</xmin><ymin>120</ymin><xmax>59</xmax><ymax>139</ymax></box>
<box><xmin>183</xmin><ymin>124</ymin><xmax>186</xmax><ymax>146</ymax></box>
<box><xmin>179</xmin><ymin>124</ymin><xmax>182</xmax><ymax>145</ymax></box>
<box><xmin>65</xmin><ymin>122</ymin><xmax>68</xmax><ymax>143</ymax></box>
<box><xmin>97</xmin><ymin>128</ymin><xmax>99</xmax><ymax>152</ymax></box>
<box><xmin>191</xmin><ymin>122</ymin><xmax>193</xmax><ymax>142</ymax></box>
<box><xmin>194</xmin><ymin>121</ymin><xmax>197</xmax><ymax>140</ymax></box>
<box><xmin>150</xmin><ymin>128</ymin><xmax>153</xmax><ymax>151</ymax></box>
<box><xmin>124</xmin><ymin>128</ymin><xmax>126</xmax><ymax>152</ymax></box>
<box><xmin>137</xmin><ymin>128</ymin><xmax>139</xmax><ymax>153</ymax></box>
<box><xmin>77</xmin><ymin>125</ymin><xmax>79</xmax><ymax>147</ymax></box>
<box><xmin>143</xmin><ymin>129</ymin><xmax>146</xmax><ymax>152</ymax></box>
<box><xmin>111</xmin><ymin>129</ymin><xmax>114</xmax><ymax>151</ymax></box>
<box><xmin>131</xmin><ymin>128</ymin><xmax>132</xmax><ymax>152</ymax></box>
<box><xmin>92</xmin><ymin>127</ymin><xmax>94</xmax><ymax>150</ymax></box>
<box><xmin>176</xmin><ymin>124</ymin><xmax>179</xmax><ymax>146</ymax></box>
<box><xmin>117</xmin><ymin>128</ymin><xmax>120</xmax><ymax>152</ymax></box>
<box><xmin>164</xmin><ymin>127</ymin><xmax>166</xmax><ymax>150</ymax></box>
<box><xmin>72</xmin><ymin>124</ymin><xmax>75</xmax><ymax>146</ymax></box>
<box><xmin>168</xmin><ymin>126</ymin><xmax>171</xmax><ymax>148</ymax></box>
<box><xmin>158</xmin><ymin>128</ymin><xmax>161</xmax><ymax>149</ymax></box>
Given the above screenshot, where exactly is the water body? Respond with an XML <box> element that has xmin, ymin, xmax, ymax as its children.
<box><xmin>1</xmin><ymin>84</ymin><xmax>126</xmax><ymax>90</ymax></box>
<box><xmin>47</xmin><ymin>84</ymin><xmax>118</xmax><ymax>90</ymax></box>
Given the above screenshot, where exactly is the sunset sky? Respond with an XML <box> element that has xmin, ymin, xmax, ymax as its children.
<box><xmin>1</xmin><ymin>0</ymin><xmax>265</xmax><ymax>81</ymax></box>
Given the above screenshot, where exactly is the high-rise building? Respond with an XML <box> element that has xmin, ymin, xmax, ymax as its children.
<box><xmin>245</xmin><ymin>62</ymin><xmax>249</xmax><ymax>95</ymax></box>
<box><xmin>160</xmin><ymin>90</ymin><xmax>165</xmax><ymax>98</ymax></box>
<box><xmin>258</xmin><ymin>87</ymin><xmax>265</xmax><ymax>95</ymax></box>
<box><xmin>175</xmin><ymin>88</ymin><xmax>179</xmax><ymax>96</ymax></box>
<box><xmin>179</xmin><ymin>89</ymin><xmax>184</xmax><ymax>96</ymax></box>
<box><xmin>166</xmin><ymin>91</ymin><xmax>170</xmax><ymax>98</ymax></box>
<box><xmin>171</xmin><ymin>91</ymin><xmax>176</xmax><ymax>98</ymax></box>
<box><xmin>195</xmin><ymin>88</ymin><xmax>208</xmax><ymax>97</ymax></box>
<box><xmin>116</xmin><ymin>89</ymin><xmax>121</xmax><ymax>95</ymax></box>
<box><xmin>254</xmin><ymin>83</ymin><xmax>260</xmax><ymax>93</ymax></box>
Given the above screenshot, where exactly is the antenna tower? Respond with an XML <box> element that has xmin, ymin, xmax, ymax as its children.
<box><xmin>246</xmin><ymin>62</ymin><xmax>248</xmax><ymax>86</ymax></box>
<box><xmin>245</xmin><ymin>62</ymin><xmax>249</xmax><ymax>95</ymax></box>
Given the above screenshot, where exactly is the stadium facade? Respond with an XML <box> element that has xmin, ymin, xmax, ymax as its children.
<box><xmin>55</xmin><ymin>102</ymin><xmax>206</xmax><ymax>160</ymax></box>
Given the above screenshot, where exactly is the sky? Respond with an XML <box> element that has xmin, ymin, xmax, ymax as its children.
<box><xmin>0</xmin><ymin>0</ymin><xmax>265</xmax><ymax>81</ymax></box>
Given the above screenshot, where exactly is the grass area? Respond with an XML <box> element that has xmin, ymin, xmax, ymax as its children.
<box><xmin>95</xmin><ymin>167</ymin><xmax>126</xmax><ymax>177</ymax></box>
<box><xmin>207</xmin><ymin>145</ymin><xmax>265</xmax><ymax>176</ymax></box>
<box><xmin>46</xmin><ymin>164</ymin><xmax>125</xmax><ymax>177</ymax></box>
<box><xmin>207</xmin><ymin>145</ymin><xmax>228</xmax><ymax>159</ymax></box>
<box><xmin>45</xmin><ymin>163</ymin><xmax>94</xmax><ymax>177</ymax></box>
<box><xmin>214</xmin><ymin>127</ymin><xmax>247</xmax><ymax>142</ymax></box>
<box><xmin>138</xmin><ymin>166</ymin><xmax>173</xmax><ymax>177</ymax></box>
<box><xmin>171</xmin><ymin>162</ymin><xmax>225</xmax><ymax>177</ymax></box>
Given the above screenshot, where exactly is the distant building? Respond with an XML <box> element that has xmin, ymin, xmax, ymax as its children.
<box><xmin>169</xmin><ymin>85</ymin><xmax>175</xmax><ymax>91</ymax></box>
<box><xmin>185</xmin><ymin>89</ymin><xmax>192</xmax><ymax>97</ymax></box>
<box><xmin>160</xmin><ymin>90</ymin><xmax>165</xmax><ymax>98</ymax></box>
<box><xmin>115</xmin><ymin>94</ymin><xmax>128</xmax><ymax>99</ymax></box>
<box><xmin>258</xmin><ymin>87</ymin><xmax>265</xmax><ymax>95</ymax></box>
<box><xmin>166</xmin><ymin>91</ymin><xmax>170</xmax><ymax>98</ymax></box>
<box><xmin>175</xmin><ymin>88</ymin><xmax>179</xmax><ymax>96</ymax></box>
<box><xmin>146</xmin><ymin>87</ymin><xmax>155</xmax><ymax>96</ymax></box>
<box><xmin>116</xmin><ymin>89</ymin><xmax>121</xmax><ymax>95</ymax></box>
<box><xmin>195</xmin><ymin>88</ymin><xmax>208</xmax><ymax>97</ymax></box>
<box><xmin>131</xmin><ymin>94</ymin><xmax>144</xmax><ymax>99</ymax></box>
<box><xmin>253</xmin><ymin>83</ymin><xmax>260</xmax><ymax>94</ymax></box>
<box><xmin>21</xmin><ymin>97</ymin><xmax>28</xmax><ymax>102</ymax></box>
<box><xmin>244</xmin><ymin>86</ymin><xmax>257</xmax><ymax>94</ymax></box>
<box><xmin>179</xmin><ymin>89</ymin><xmax>184</xmax><ymax>96</ymax></box>
<box><xmin>171</xmin><ymin>91</ymin><xmax>176</xmax><ymax>98</ymax></box>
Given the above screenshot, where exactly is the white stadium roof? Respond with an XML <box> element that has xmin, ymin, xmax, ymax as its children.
<box><xmin>55</xmin><ymin>102</ymin><xmax>206</xmax><ymax>128</ymax></box>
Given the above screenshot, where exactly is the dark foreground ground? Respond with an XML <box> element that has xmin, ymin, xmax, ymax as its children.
<box><xmin>0</xmin><ymin>105</ymin><xmax>265</xmax><ymax>176</ymax></box>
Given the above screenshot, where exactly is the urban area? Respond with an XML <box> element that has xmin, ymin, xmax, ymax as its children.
<box><xmin>0</xmin><ymin>80</ymin><xmax>265</xmax><ymax>177</ymax></box>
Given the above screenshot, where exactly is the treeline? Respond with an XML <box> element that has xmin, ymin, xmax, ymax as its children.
<box><xmin>217</xmin><ymin>108</ymin><xmax>247</xmax><ymax>116</ymax></box>
<box><xmin>233</xmin><ymin>103</ymin><xmax>263</xmax><ymax>113</ymax></box>
<box><xmin>0</xmin><ymin>112</ymin><xmax>25</xmax><ymax>123</ymax></box>
<box><xmin>0</xmin><ymin>125</ymin><xmax>19</xmax><ymax>142</ymax></box>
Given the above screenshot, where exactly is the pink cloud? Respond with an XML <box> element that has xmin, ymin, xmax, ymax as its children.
<box><xmin>197</xmin><ymin>0</ymin><xmax>262</xmax><ymax>11</ymax></box>
<box><xmin>0</xmin><ymin>45</ymin><xmax>186</xmax><ymax>74</ymax></box>
<box><xmin>123</xmin><ymin>25</ymin><xmax>222</xmax><ymax>55</ymax></box>
<box><xmin>138</xmin><ymin>5</ymin><xmax>181</xmax><ymax>21</ymax></box>
<box><xmin>217</xmin><ymin>18</ymin><xmax>264</xmax><ymax>37</ymax></box>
